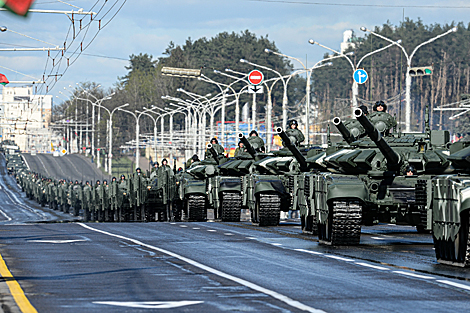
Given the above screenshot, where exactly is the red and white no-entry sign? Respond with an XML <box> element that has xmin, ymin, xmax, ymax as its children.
<box><xmin>247</xmin><ymin>70</ymin><xmax>264</xmax><ymax>86</ymax></box>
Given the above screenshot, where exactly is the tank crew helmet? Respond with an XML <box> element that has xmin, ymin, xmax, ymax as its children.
<box><xmin>238</xmin><ymin>141</ymin><xmax>244</xmax><ymax>147</ymax></box>
<box><xmin>358</xmin><ymin>104</ymin><xmax>369</xmax><ymax>115</ymax></box>
<box><xmin>120</xmin><ymin>175</ymin><xmax>125</xmax><ymax>180</ymax></box>
<box><xmin>136</xmin><ymin>167</ymin><xmax>141</xmax><ymax>172</ymax></box>
<box><xmin>103</xmin><ymin>180</ymin><xmax>108</xmax><ymax>185</ymax></box>
<box><xmin>405</xmin><ymin>165</ymin><xmax>416</xmax><ymax>175</ymax></box>
<box><xmin>249</xmin><ymin>130</ymin><xmax>259</xmax><ymax>137</ymax></box>
<box><xmin>86</xmin><ymin>181</ymin><xmax>89</xmax><ymax>185</ymax></box>
<box><xmin>154</xmin><ymin>162</ymin><xmax>159</xmax><ymax>167</ymax></box>
<box><xmin>96</xmin><ymin>180</ymin><xmax>100</xmax><ymax>185</ymax></box>
<box><xmin>210</xmin><ymin>137</ymin><xmax>218</xmax><ymax>144</ymax></box>
<box><xmin>373</xmin><ymin>101</ymin><xmax>387</xmax><ymax>112</ymax></box>
<box><xmin>112</xmin><ymin>177</ymin><xmax>117</xmax><ymax>181</ymax></box>
<box><xmin>161</xmin><ymin>158</ymin><xmax>168</xmax><ymax>165</ymax></box>
<box><xmin>289</xmin><ymin>120</ymin><xmax>298</xmax><ymax>128</ymax></box>
<box><xmin>192</xmin><ymin>154</ymin><xmax>199</xmax><ymax>161</ymax></box>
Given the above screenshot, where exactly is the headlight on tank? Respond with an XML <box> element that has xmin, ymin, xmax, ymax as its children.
<box><xmin>123</xmin><ymin>192</ymin><xmax>127</xmax><ymax>196</ymax></box>
<box><xmin>147</xmin><ymin>186</ymin><xmax>151</xmax><ymax>190</ymax></box>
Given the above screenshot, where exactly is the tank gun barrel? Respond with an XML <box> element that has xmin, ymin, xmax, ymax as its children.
<box><xmin>238</xmin><ymin>133</ymin><xmax>257</xmax><ymax>159</ymax></box>
<box><xmin>207</xmin><ymin>144</ymin><xmax>220</xmax><ymax>165</ymax></box>
<box><xmin>333</xmin><ymin>117</ymin><xmax>355</xmax><ymax>144</ymax></box>
<box><xmin>276</xmin><ymin>127</ymin><xmax>308</xmax><ymax>171</ymax></box>
<box><xmin>354</xmin><ymin>108</ymin><xmax>401</xmax><ymax>170</ymax></box>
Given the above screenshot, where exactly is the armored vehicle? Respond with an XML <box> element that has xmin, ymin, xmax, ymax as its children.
<box><xmin>175</xmin><ymin>144</ymin><xmax>229</xmax><ymax>221</ymax></box>
<box><xmin>215</xmin><ymin>133</ymin><xmax>266</xmax><ymax>222</ymax></box>
<box><xmin>431</xmin><ymin>142</ymin><xmax>470</xmax><ymax>267</ymax></box>
<box><xmin>314</xmin><ymin>107</ymin><xmax>453</xmax><ymax>245</ymax></box>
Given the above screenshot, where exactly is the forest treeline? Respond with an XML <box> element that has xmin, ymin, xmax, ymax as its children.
<box><xmin>55</xmin><ymin>19</ymin><xmax>470</xmax><ymax>158</ymax></box>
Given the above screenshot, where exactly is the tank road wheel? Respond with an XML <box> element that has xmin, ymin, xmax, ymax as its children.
<box><xmin>221</xmin><ymin>192</ymin><xmax>242</xmax><ymax>222</ymax></box>
<box><xmin>318</xmin><ymin>200</ymin><xmax>362</xmax><ymax>246</ymax></box>
<box><xmin>187</xmin><ymin>195</ymin><xmax>206</xmax><ymax>222</ymax></box>
<box><xmin>302</xmin><ymin>214</ymin><xmax>318</xmax><ymax>235</ymax></box>
<box><xmin>166</xmin><ymin>202</ymin><xmax>175</xmax><ymax>222</ymax></box>
<box><xmin>255</xmin><ymin>193</ymin><xmax>281</xmax><ymax>227</ymax></box>
<box><xmin>433</xmin><ymin>210</ymin><xmax>470</xmax><ymax>267</ymax></box>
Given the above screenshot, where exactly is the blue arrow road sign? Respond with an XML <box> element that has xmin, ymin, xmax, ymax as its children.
<box><xmin>353</xmin><ymin>69</ymin><xmax>368</xmax><ymax>84</ymax></box>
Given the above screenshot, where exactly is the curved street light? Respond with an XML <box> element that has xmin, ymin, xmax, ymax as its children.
<box><xmin>360</xmin><ymin>26</ymin><xmax>457</xmax><ymax>132</ymax></box>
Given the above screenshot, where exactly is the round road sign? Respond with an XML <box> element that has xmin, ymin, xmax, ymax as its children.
<box><xmin>248</xmin><ymin>70</ymin><xmax>264</xmax><ymax>86</ymax></box>
<box><xmin>353</xmin><ymin>69</ymin><xmax>368</xmax><ymax>84</ymax></box>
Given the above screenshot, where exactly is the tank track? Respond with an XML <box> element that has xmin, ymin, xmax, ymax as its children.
<box><xmin>303</xmin><ymin>177</ymin><xmax>318</xmax><ymax>235</ymax></box>
<box><xmin>258</xmin><ymin>193</ymin><xmax>281</xmax><ymax>226</ymax></box>
<box><xmin>221</xmin><ymin>192</ymin><xmax>242</xmax><ymax>222</ymax></box>
<box><xmin>434</xmin><ymin>212</ymin><xmax>470</xmax><ymax>267</ymax></box>
<box><xmin>415</xmin><ymin>180</ymin><xmax>429</xmax><ymax>233</ymax></box>
<box><xmin>320</xmin><ymin>201</ymin><xmax>362</xmax><ymax>246</ymax></box>
<box><xmin>187</xmin><ymin>195</ymin><xmax>206</xmax><ymax>221</ymax></box>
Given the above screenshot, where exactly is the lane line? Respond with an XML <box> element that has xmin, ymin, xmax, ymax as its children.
<box><xmin>77</xmin><ymin>223</ymin><xmax>325</xmax><ymax>313</ymax></box>
<box><xmin>393</xmin><ymin>271</ymin><xmax>435</xmax><ymax>280</ymax></box>
<box><xmin>437</xmin><ymin>280</ymin><xmax>470</xmax><ymax>291</ymax></box>
<box><xmin>324</xmin><ymin>255</ymin><xmax>354</xmax><ymax>262</ymax></box>
<box><xmin>0</xmin><ymin>253</ymin><xmax>37</xmax><ymax>313</ymax></box>
<box><xmin>294</xmin><ymin>249</ymin><xmax>323</xmax><ymax>255</ymax></box>
<box><xmin>355</xmin><ymin>262</ymin><xmax>390</xmax><ymax>271</ymax></box>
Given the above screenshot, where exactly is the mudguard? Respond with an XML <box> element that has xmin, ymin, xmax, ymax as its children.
<box><xmin>315</xmin><ymin>173</ymin><xmax>369</xmax><ymax>224</ymax></box>
<box><xmin>253</xmin><ymin>174</ymin><xmax>286</xmax><ymax>195</ymax></box>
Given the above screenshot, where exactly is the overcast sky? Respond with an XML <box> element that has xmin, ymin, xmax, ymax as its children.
<box><xmin>1</xmin><ymin>0</ymin><xmax>469</xmax><ymax>103</ymax></box>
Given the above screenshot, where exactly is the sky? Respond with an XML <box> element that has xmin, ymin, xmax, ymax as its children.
<box><xmin>1</xmin><ymin>0</ymin><xmax>469</xmax><ymax>104</ymax></box>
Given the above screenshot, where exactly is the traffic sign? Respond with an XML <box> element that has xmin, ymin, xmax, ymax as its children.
<box><xmin>248</xmin><ymin>85</ymin><xmax>264</xmax><ymax>94</ymax></box>
<box><xmin>353</xmin><ymin>69</ymin><xmax>368</xmax><ymax>84</ymax></box>
<box><xmin>248</xmin><ymin>70</ymin><xmax>264</xmax><ymax>86</ymax></box>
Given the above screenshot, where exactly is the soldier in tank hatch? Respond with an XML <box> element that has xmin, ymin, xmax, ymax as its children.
<box><xmin>284</xmin><ymin>120</ymin><xmax>305</xmax><ymax>146</ymax></box>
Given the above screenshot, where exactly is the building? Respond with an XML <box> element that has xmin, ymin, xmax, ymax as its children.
<box><xmin>340</xmin><ymin>29</ymin><xmax>357</xmax><ymax>54</ymax></box>
<box><xmin>0</xmin><ymin>86</ymin><xmax>53</xmax><ymax>152</ymax></box>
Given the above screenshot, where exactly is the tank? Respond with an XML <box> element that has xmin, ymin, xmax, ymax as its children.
<box><xmin>431</xmin><ymin>142</ymin><xmax>470</xmax><ymax>267</ymax></box>
<box><xmin>243</xmin><ymin>128</ymin><xmax>324</xmax><ymax>227</ymax></box>
<box><xmin>276</xmin><ymin>127</ymin><xmax>326</xmax><ymax>234</ymax></box>
<box><xmin>175</xmin><ymin>144</ymin><xmax>229</xmax><ymax>221</ymax></box>
<box><xmin>315</xmin><ymin>107</ymin><xmax>453</xmax><ymax>245</ymax></box>
<box><xmin>214</xmin><ymin>134</ymin><xmax>266</xmax><ymax>222</ymax></box>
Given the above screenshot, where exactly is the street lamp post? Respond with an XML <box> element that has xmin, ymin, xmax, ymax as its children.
<box><xmin>108</xmin><ymin>103</ymin><xmax>129</xmax><ymax>175</ymax></box>
<box><xmin>360</xmin><ymin>26</ymin><xmax>457</xmax><ymax>132</ymax></box>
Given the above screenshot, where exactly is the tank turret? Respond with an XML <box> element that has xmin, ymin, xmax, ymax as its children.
<box><xmin>332</xmin><ymin>117</ymin><xmax>355</xmax><ymax>144</ymax></box>
<box><xmin>276</xmin><ymin>127</ymin><xmax>308</xmax><ymax>171</ymax></box>
<box><xmin>238</xmin><ymin>133</ymin><xmax>257</xmax><ymax>158</ymax></box>
<box><xmin>354</xmin><ymin>108</ymin><xmax>401</xmax><ymax>170</ymax></box>
<box><xmin>207</xmin><ymin>143</ymin><xmax>220</xmax><ymax>165</ymax></box>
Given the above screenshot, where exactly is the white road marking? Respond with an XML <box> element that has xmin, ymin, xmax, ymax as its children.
<box><xmin>207</xmin><ymin>229</ymin><xmax>217</xmax><ymax>232</ymax></box>
<box><xmin>192</xmin><ymin>228</ymin><xmax>200</xmax><ymax>230</ymax></box>
<box><xmin>28</xmin><ymin>239</ymin><xmax>88</xmax><ymax>244</ymax></box>
<box><xmin>179</xmin><ymin>225</ymin><xmax>188</xmax><ymax>228</ymax></box>
<box><xmin>393</xmin><ymin>271</ymin><xmax>435</xmax><ymax>280</ymax></box>
<box><xmin>224</xmin><ymin>233</ymin><xmax>234</xmax><ymax>236</ymax></box>
<box><xmin>0</xmin><ymin>208</ymin><xmax>12</xmax><ymax>221</ymax></box>
<box><xmin>437</xmin><ymin>280</ymin><xmax>470</xmax><ymax>291</ymax></box>
<box><xmin>371</xmin><ymin>237</ymin><xmax>387</xmax><ymax>240</ymax></box>
<box><xmin>78</xmin><ymin>223</ymin><xmax>325</xmax><ymax>313</ymax></box>
<box><xmin>355</xmin><ymin>262</ymin><xmax>390</xmax><ymax>271</ymax></box>
<box><xmin>170</xmin><ymin>223</ymin><xmax>177</xmax><ymax>225</ymax></box>
<box><xmin>94</xmin><ymin>301</ymin><xmax>204</xmax><ymax>309</ymax></box>
<box><xmin>294</xmin><ymin>249</ymin><xmax>323</xmax><ymax>255</ymax></box>
<box><xmin>325</xmin><ymin>255</ymin><xmax>354</xmax><ymax>262</ymax></box>
<box><xmin>271</xmin><ymin>243</ymin><xmax>283</xmax><ymax>246</ymax></box>
<box><xmin>246</xmin><ymin>237</ymin><xmax>257</xmax><ymax>240</ymax></box>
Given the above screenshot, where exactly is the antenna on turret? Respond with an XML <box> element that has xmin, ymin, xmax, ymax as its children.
<box><xmin>425</xmin><ymin>102</ymin><xmax>431</xmax><ymax>138</ymax></box>
<box><xmin>327</xmin><ymin>123</ymin><xmax>331</xmax><ymax>147</ymax></box>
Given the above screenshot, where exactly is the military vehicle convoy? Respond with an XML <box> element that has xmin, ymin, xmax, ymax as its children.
<box><xmin>8</xmin><ymin>127</ymin><xmax>470</xmax><ymax>269</ymax></box>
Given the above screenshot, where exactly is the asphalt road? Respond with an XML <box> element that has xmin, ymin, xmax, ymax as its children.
<box><xmin>1</xmin><ymin>156</ymin><xmax>470</xmax><ymax>312</ymax></box>
<box><xmin>22</xmin><ymin>153</ymin><xmax>109</xmax><ymax>183</ymax></box>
